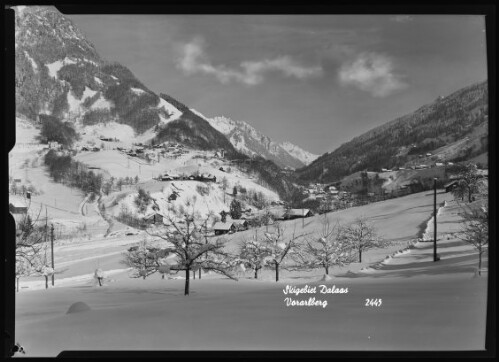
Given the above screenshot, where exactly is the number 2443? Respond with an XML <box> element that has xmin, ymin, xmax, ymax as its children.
<box><xmin>365</xmin><ymin>298</ymin><xmax>382</xmax><ymax>307</ymax></box>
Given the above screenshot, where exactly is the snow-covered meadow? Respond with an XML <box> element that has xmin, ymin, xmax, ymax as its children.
<box><xmin>13</xmin><ymin>192</ymin><xmax>488</xmax><ymax>355</ymax></box>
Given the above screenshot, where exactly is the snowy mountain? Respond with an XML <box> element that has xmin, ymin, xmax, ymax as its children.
<box><xmin>278</xmin><ymin>141</ymin><xmax>319</xmax><ymax>167</ymax></box>
<box><xmin>191</xmin><ymin>110</ymin><xmax>318</xmax><ymax>169</ymax></box>
<box><xmin>297</xmin><ymin>80</ymin><xmax>488</xmax><ymax>183</ymax></box>
<box><xmin>14</xmin><ymin>6</ymin><xmax>234</xmax><ymax>153</ymax></box>
<box><xmin>13</xmin><ymin>5</ymin><xmax>316</xmax><ymax>171</ymax></box>
<box><xmin>13</xmin><ymin>6</ymin><xmax>301</xmax><ymax>201</ymax></box>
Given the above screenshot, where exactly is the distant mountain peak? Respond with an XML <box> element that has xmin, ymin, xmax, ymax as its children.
<box><xmin>191</xmin><ymin>109</ymin><xmax>318</xmax><ymax>169</ymax></box>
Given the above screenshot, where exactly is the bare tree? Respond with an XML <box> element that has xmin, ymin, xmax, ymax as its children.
<box><xmin>14</xmin><ymin>201</ymin><xmax>54</xmax><ymax>290</ymax></box>
<box><xmin>341</xmin><ymin>216</ymin><xmax>385</xmax><ymax>263</ymax></box>
<box><xmin>459</xmin><ymin>204</ymin><xmax>488</xmax><ymax>275</ymax></box>
<box><xmin>121</xmin><ymin>238</ymin><xmax>170</xmax><ymax>279</ymax></box>
<box><xmin>450</xmin><ymin>163</ymin><xmax>482</xmax><ymax>203</ymax></box>
<box><xmin>294</xmin><ymin>217</ymin><xmax>354</xmax><ymax>275</ymax></box>
<box><xmin>263</xmin><ymin>222</ymin><xmax>306</xmax><ymax>282</ymax></box>
<box><xmin>457</xmin><ymin>183</ymin><xmax>488</xmax><ymax>276</ymax></box>
<box><xmin>145</xmin><ymin>208</ymin><xmax>238</xmax><ymax>295</ymax></box>
<box><xmin>239</xmin><ymin>230</ymin><xmax>272</xmax><ymax>279</ymax></box>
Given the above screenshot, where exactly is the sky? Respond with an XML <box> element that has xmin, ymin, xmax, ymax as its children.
<box><xmin>68</xmin><ymin>14</ymin><xmax>487</xmax><ymax>155</ymax></box>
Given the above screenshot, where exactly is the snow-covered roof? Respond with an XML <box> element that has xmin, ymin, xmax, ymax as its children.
<box><xmin>213</xmin><ymin>222</ymin><xmax>235</xmax><ymax>230</ymax></box>
<box><xmin>288</xmin><ymin>209</ymin><xmax>311</xmax><ymax>216</ymax></box>
<box><xmin>9</xmin><ymin>200</ymin><xmax>27</xmax><ymax>208</ymax></box>
<box><xmin>444</xmin><ymin>180</ymin><xmax>459</xmax><ymax>188</ymax></box>
<box><xmin>144</xmin><ymin>212</ymin><xmax>164</xmax><ymax>220</ymax></box>
<box><xmin>232</xmin><ymin>219</ymin><xmax>248</xmax><ymax>226</ymax></box>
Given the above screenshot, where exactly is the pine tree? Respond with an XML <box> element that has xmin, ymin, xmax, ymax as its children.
<box><xmin>230</xmin><ymin>199</ymin><xmax>242</xmax><ymax>219</ymax></box>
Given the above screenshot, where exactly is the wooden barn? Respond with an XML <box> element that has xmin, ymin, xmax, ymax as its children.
<box><xmin>143</xmin><ymin>213</ymin><xmax>164</xmax><ymax>225</ymax></box>
<box><xmin>444</xmin><ymin>180</ymin><xmax>459</xmax><ymax>193</ymax></box>
<box><xmin>9</xmin><ymin>200</ymin><xmax>28</xmax><ymax>214</ymax></box>
<box><xmin>286</xmin><ymin>209</ymin><xmax>313</xmax><ymax>219</ymax></box>
<box><xmin>213</xmin><ymin>222</ymin><xmax>236</xmax><ymax>235</ymax></box>
<box><xmin>232</xmin><ymin>219</ymin><xmax>249</xmax><ymax>231</ymax></box>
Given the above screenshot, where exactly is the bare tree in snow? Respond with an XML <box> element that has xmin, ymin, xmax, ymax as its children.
<box><xmin>14</xmin><ymin>201</ymin><xmax>55</xmax><ymax>290</ymax></box>
<box><xmin>458</xmin><ymin>187</ymin><xmax>488</xmax><ymax>276</ymax></box>
<box><xmin>263</xmin><ymin>222</ymin><xmax>307</xmax><ymax>282</ymax></box>
<box><xmin>121</xmin><ymin>238</ymin><xmax>170</xmax><ymax>280</ymax></box>
<box><xmin>450</xmin><ymin>163</ymin><xmax>482</xmax><ymax>203</ymax></box>
<box><xmin>293</xmin><ymin>217</ymin><xmax>355</xmax><ymax>275</ymax></box>
<box><xmin>341</xmin><ymin>216</ymin><xmax>386</xmax><ymax>263</ymax></box>
<box><xmin>142</xmin><ymin>207</ymin><xmax>238</xmax><ymax>295</ymax></box>
<box><xmin>239</xmin><ymin>230</ymin><xmax>273</xmax><ymax>279</ymax></box>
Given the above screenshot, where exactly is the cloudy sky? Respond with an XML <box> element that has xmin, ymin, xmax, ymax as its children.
<box><xmin>69</xmin><ymin>14</ymin><xmax>487</xmax><ymax>155</ymax></box>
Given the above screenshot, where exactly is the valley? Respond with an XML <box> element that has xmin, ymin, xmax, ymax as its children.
<box><xmin>8</xmin><ymin>6</ymin><xmax>490</xmax><ymax>357</ymax></box>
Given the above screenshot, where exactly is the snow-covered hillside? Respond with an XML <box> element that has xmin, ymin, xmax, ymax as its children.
<box><xmin>88</xmin><ymin>148</ymin><xmax>280</xmax><ymax>224</ymax></box>
<box><xmin>192</xmin><ymin>109</ymin><xmax>318</xmax><ymax>169</ymax></box>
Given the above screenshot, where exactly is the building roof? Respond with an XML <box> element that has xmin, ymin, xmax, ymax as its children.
<box><xmin>232</xmin><ymin>219</ymin><xmax>248</xmax><ymax>226</ymax></box>
<box><xmin>288</xmin><ymin>209</ymin><xmax>311</xmax><ymax>216</ymax></box>
<box><xmin>444</xmin><ymin>180</ymin><xmax>459</xmax><ymax>188</ymax></box>
<box><xmin>143</xmin><ymin>212</ymin><xmax>164</xmax><ymax>220</ymax></box>
<box><xmin>9</xmin><ymin>199</ymin><xmax>27</xmax><ymax>208</ymax></box>
<box><xmin>213</xmin><ymin>222</ymin><xmax>235</xmax><ymax>230</ymax></box>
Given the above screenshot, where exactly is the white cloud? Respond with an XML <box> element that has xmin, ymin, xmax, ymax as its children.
<box><xmin>390</xmin><ymin>15</ymin><xmax>414</xmax><ymax>23</ymax></box>
<box><xmin>177</xmin><ymin>38</ymin><xmax>323</xmax><ymax>85</ymax></box>
<box><xmin>338</xmin><ymin>52</ymin><xmax>408</xmax><ymax>97</ymax></box>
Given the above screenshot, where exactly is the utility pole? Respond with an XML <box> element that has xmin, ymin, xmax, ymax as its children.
<box><xmin>51</xmin><ymin>224</ymin><xmax>55</xmax><ymax>285</ymax></box>
<box><xmin>433</xmin><ymin>178</ymin><xmax>439</xmax><ymax>262</ymax></box>
<box><xmin>201</xmin><ymin>220</ymin><xmax>208</xmax><ymax>280</ymax></box>
<box><xmin>44</xmin><ymin>206</ymin><xmax>48</xmax><ymax>249</ymax></box>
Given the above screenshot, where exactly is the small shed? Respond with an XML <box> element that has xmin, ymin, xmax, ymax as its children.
<box><xmin>213</xmin><ymin>221</ymin><xmax>236</xmax><ymax>235</ymax></box>
<box><xmin>444</xmin><ymin>180</ymin><xmax>459</xmax><ymax>193</ymax></box>
<box><xmin>286</xmin><ymin>209</ymin><xmax>313</xmax><ymax>219</ymax></box>
<box><xmin>9</xmin><ymin>200</ymin><xmax>28</xmax><ymax>214</ymax></box>
<box><xmin>272</xmin><ymin>210</ymin><xmax>287</xmax><ymax>221</ymax></box>
<box><xmin>232</xmin><ymin>219</ymin><xmax>249</xmax><ymax>231</ymax></box>
<box><xmin>143</xmin><ymin>213</ymin><xmax>164</xmax><ymax>225</ymax></box>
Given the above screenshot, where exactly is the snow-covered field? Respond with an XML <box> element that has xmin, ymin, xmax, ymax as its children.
<box><xmin>9</xmin><ymin>118</ymin><xmax>100</xmax><ymax>235</ymax></box>
<box><xmin>13</xmin><ymin>192</ymin><xmax>488</xmax><ymax>355</ymax></box>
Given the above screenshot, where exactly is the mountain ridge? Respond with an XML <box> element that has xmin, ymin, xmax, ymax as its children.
<box><xmin>297</xmin><ymin>80</ymin><xmax>488</xmax><ymax>183</ymax></box>
<box><xmin>13</xmin><ymin>6</ymin><xmax>299</xmax><ymax>199</ymax></box>
<box><xmin>191</xmin><ymin>111</ymin><xmax>318</xmax><ymax>169</ymax></box>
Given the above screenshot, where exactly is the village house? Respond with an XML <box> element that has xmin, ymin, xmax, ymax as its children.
<box><xmin>99</xmin><ymin>136</ymin><xmax>114</xmax><ymax>142</ymax></box>
<box><xmin>143</xmin><ymin>213</ymin><xmax>164</xmax><ymax>225</ymax></box>
<box><xmin>213</xmin><ymin>221</ymin><xmax>236</xmax><ymax>235</ymax></box>
<box><xmin>232</xmin><ymin>219</ymin><xmax>249</xmax><ymax>231</ymax></box>
<box><xmin>444</xmin><ymin>180</ymin><xmax>459</xmax><ymax>193</ymax></box>
<box><xmin>9</xmin><ymin>200</ymin><xmax>28</xmax><ymax>214</ymax></box>
<box><xmin>286</xmin><ymin>209</ymin><xmax>313</xmax><ymax>220</ymax></box>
